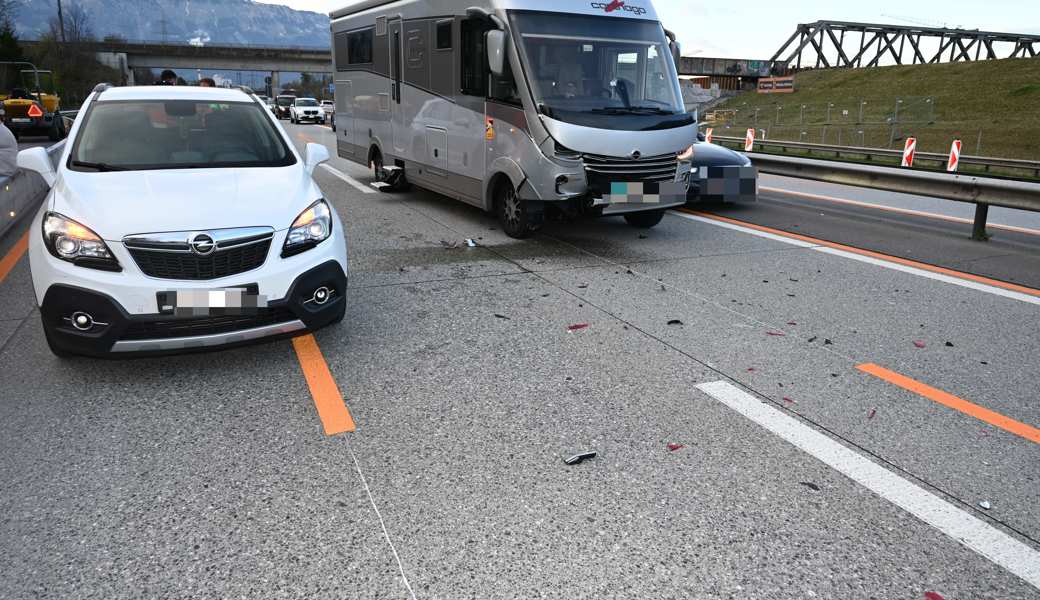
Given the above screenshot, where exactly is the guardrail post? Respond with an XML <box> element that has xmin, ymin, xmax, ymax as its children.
<box><xmin>972</xmin><ymin>203</ymin><xmax>990</xmax><ymax>241</ymax></box>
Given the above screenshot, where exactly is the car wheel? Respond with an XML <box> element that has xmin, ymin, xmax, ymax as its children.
<box><xmin>623</xmin><ymin>209</ymin><xmax>666</xmax><ymax>229</ymax></box>
<box><xmin>496</xmin><ymin>181</ymin><xmax>534</xmax><ymax>239</ymax></box>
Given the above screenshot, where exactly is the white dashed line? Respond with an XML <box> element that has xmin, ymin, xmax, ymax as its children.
<box><xmin>695</xmin><ymin>380</ymin><xmax>1040</xmax><ymax>591</ymax></box>
<box><xmin>320</xmin><ymin>163</ymin><xmax>376</xmax><ymax>194</ymax></box>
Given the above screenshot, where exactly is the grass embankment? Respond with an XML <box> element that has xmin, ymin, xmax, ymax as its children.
<box><xmin>709</xmin><ymin>58</ymin><xmax>1040</xmax><ymax>163</ymax></box>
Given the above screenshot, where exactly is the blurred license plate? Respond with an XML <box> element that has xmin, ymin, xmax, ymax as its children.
<box><xmin>10</xmin><ymin>118</ymin><xmax>31</xmax><ymax>124</ymax></box>
<box><xmin>157</xmin><ymin>284</ymin><xmax>267</xmax><ymax>316</ymax></box>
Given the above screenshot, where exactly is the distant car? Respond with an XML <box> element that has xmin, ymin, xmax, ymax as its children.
<box><xmin>17</xmin><ymin>85</ymin><xmax>348</xmax><ymax>357</ymax></box>
<box><xmin>320</xmin><ymin>100</ymin><xmax>335</xmax><ymax>130</ymax></box>
<box><xmin>290</xmin><ymin>98</ymin><xmax>324</xmax><ymax>125</ymax></box>
<box><xmin>274</xmin><ymin>94</ymin><xmax>295</xmax><ymax>120</ymax></box>
<box><xmin>685</xmin><ymin>139</ymin><xmax>757</xmax><ymax>204</ymax></box>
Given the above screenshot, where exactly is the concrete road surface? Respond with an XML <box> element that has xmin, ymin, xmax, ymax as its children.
<box><xmin>0</xmin><ymin>122</ymin><xmax>1037</xmax><ymax>599</ymax></box>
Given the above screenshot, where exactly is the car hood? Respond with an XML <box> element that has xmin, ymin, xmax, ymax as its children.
<box><xmin>50</xmin><ymin>166</ymin><xmax>317</xmax><ymax>241</ymax></box>
<box><xmin>691</xmin><ymin>142</ymin><xmax>751</xmax><ymax>167</ymax></box>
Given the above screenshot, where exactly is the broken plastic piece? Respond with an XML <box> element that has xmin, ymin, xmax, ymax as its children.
<box><xmin>465</xmin><ymin>238</ymin><xmax>477</xmax><ymax>247</ymax></box>
<box><xmin>747</xmin><ymin>367</ymin><xmax>756</xmax><ymax>372</ymax></box>
<box><xmin>782</xmin><ymin>396</ymin><xmax>796</xmax><ymax>404</ymax></box>
<box><xmin>807</xmin><ymin>336</ymin><xmax>818</xmax><ymax>343</ymax></box>
<box><xmin>766</xmin><ymin>331</ymin><xmax>785</xmax><ymax>337</ymax></box>
<box><xmin>577</xmin><ymin>283</ymin><xmax>588</xmax><ymax>289</ymax></box>
<box><xmin>493</xmin><ymin>314</ymin><xmax>510</xmax><ymax>320</ymax></box>
<box><xmin>667</xmin><ymin>319</ymin><xmax>683</xmax><ymax>326</ymax></box>
<box><xmin>667</xmin><ymin>443</ymin><xmax>685</xmax><ymax>451</ymax></box>
<box><xmin>564</xmin><ymin>451</ymin><xmax>597</xmax><ymax>465</ymax></box>
<box><xmin>868</xmin><ymin>408</ymin><xmax>877</xmax><ymax>420</ymax></box>
<box><xmin>823</xmin><ymin>338</ymin><xmax>833</xmax><ymax>345</ymax></box>
<box><xmin>979</xmin><ymin>500</ymin><xmax>992</xmax><ymax>510</ymax></box>
<box><xmin>567</xmin><ymin>323</ymin><xmax>590</xmax><ymax>331</ymax></box>
<box><xmin>786</xmin><ymin>321</ymin><xmax>797</xmax><ymax>325</ymax></box>
<box><xmin>913</xmin><ymin>340</ymin><xmax>926</xmax><ymax>348</ymax></box>
<box><xmin>924</xmin><ymin>593</ymin><xmax>945</xmax><ymax>600</ymax></box>
<box><xmin>945</xmin><ymin>341</ymin><xmax>954</xmax><ymax>347</ymax></box>
<box><xmin>799</xmin><ymin>481</ymin><xmax>820</xmax><ymax>491</ymax></box>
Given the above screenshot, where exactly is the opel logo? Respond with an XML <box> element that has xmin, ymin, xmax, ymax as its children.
<box><xmin>189</xmin><ymin>233</ymin><xmax>216</xmax><ymax>256</ymax></box>
<box><xmin>630</xmin><ymin>150</ymin><xmax>642</xmax><ymax>160</ymax></box>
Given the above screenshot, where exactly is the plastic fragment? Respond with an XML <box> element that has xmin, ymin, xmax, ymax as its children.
<box><xmin>823</xmin><ymin>338</ymin><xmax>833</xmax><ymax>345</ymax></box>
<box><xmin>564</xmin><ymin>451</ymin><xmax>597</xmax><ymax>465</ymax></box>
<box><xmin>577</xmin><ymin>283</ymin><xmax>589</xmax><ymax>289</ymax></box>
<box><xmin>924</xmin><ymin>593</ymin><xmax>945</xmax><ymax>600</ymax></box>
<box><xmin>493</xmin><ymin>314</ymin><xmax>510</xmax><ymax>320</ymax></box>
<box><xmin>667</xmin><ymin>319</ymin><xmax>683</xmax><ymax>326</ymax></box>
<box><xmin>830</xmin><ymin>373</ymin><xmax>838</xmax><ymax>377</ymax></box>
<box><xmin>979</xmin><ymin>500</ymin><xmax>991</xmax><ymax>510</ymax></box>
<box><xmin>980</xmin><ymin>361</ymin><xmax>988</xmax><ymax>365</ymax></box>
<box><xmin>667</xmin><ymin>443</ymin><xmax>685</xmax><ymax>452</ymax></box>
<box><xmin>541</xmin><ymin>293</ymin><xmax>550</xmax><ymax>297</ymax></box>
<box><xmin>786</xmin><ymin>293</ymin><xmax>796</xmax><ymax>297</ymax></box>
<box><xmin>868</xmin><ymin>408</ymin><xmax>877</xmax><ymax>420</ymax></box>
<box><xmin>465</xmin><ymin>238</ymin><xmax>477</xmax><ymax>247</ymax></box>
<box><xmin>789</xmin><ymin>278</ymin><xmax>799</xmax><ymax>282</ymax></box>
<box><xmin>913</xmin><ymin>340</ymin><xmax>926</xmax><ymax>348</ymax></box>
<box><xmin>747</xmin><ymin>367</ymin><xmax>756</xmax><ymax>372</ymax></box>
<box><xmin>945</xmin><ymin>341</ymin><xmax>954</xmax><ymax>347</ymax></box>
<box><xmin>567</xmin><ymin>323</ymin><xmax>590</xmax><ymax>331</ymax></box>
<box><xmin>799</xmin><ymin>481</ymin><xmax>820</xmax><ymax>491</ymax></box>
<box><xmin>807</xmin><ymin>336</ymin><xmax>818</xmax><ymax>343</ymax></box>
<box><xmin>786</xmin><ymin>321</ymin><xmax>797</xmax><ymax>325</ymax></box>
<box><xmin>626</xmin><ymin>269</ymin><xmax>634</xmax><ymax>275</ymax></box>
<box><xmin>660</xmin><ymin>284</ymin><xmax>666</xmax><ymax>291</ymax></box>
<box><xmin>766</xmin><ymin>331</ymin><xmax>785</xmax><ymax>337</ymax></box>
<box><xmin>782</xmin><ymin>396</ymin><xmax>796</xmax><ymax>404</ymax></box>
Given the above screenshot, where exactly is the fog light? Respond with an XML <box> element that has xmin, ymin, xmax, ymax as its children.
<box><xmin>555</xmin><ymin>175</ymin><xmax>569</xmax><ymax>195</ymax></box>
<box><xmin>312</xmin><ymin>286</ymin><xmax>331</xmax><ymax>305</ymax></box>
<box><xmin>70</xmin><ymin>312</ymin><xmax>94</xmax><ymax>331</ymax></box>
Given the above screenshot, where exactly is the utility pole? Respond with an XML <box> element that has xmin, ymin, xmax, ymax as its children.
<box><xmin>56</xmin><ymin>0</ymin><xmax>67</xmax><ymax>43</ymax></box>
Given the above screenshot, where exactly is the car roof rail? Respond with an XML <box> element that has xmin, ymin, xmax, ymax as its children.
<box><xmin>92</xmin><ymin>82</ymin><xmax>114</xmax><ymax>95</ymax></box>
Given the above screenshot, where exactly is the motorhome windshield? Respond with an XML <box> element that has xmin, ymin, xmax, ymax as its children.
<box><xmin>510</xmin><ymin>12</ymin><xmax>691</xmax><ymax>131</ymax></box>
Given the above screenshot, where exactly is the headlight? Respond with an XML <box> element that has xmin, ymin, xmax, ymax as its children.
<box><xmin>282</xmin><ymin>199</ymin><xmax>332</xmax><ymax>257</ymax></box>
<box><xmin>677</xmin><ymin>144</ymin><xmax>695</xmax><ymax>161</ymax></box>
<box><xmin>42</xmin><ymin>212</ymin><xmax>121</xmax><ymax>271</ymax></box>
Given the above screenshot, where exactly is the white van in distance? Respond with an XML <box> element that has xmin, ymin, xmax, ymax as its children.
<box><xmin>329</xmin><ymin>0</ymin><xmax>694</xmax><ymax>237</ymax></box>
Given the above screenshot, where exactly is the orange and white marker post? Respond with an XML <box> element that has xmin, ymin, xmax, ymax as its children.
<box><xmin>947</xmin><ymin>139</ymin><xmax>962</xmax><ymax>172</ymax></box>
<box><xmin>744</xmin><ymin>128</ymin><xmax>755</xmax><ymax>152</ymax></box>
<box><xmin>705</xmin><ymin>127</ymin><xmax>713</xmax><ymax>144</ymax></box>
<box><xmin>901</xmin><ymin>137</ymin><xmax>917</xmax><ymax>167</ymax></box>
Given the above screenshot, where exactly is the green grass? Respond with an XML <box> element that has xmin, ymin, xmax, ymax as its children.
<box><xmin>710</xmin><ymin>58</ymin><xmax>1040</xmax><ymax>161</ymax></box>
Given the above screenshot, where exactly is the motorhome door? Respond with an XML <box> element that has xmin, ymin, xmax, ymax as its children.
<box><xmin>388</xmin><ymin>19</ymin><xmax>406</xmax><ymax>155</ymax></box>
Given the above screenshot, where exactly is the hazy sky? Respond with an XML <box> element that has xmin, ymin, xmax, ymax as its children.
<box><xmin>257</xmin><ymin>0</ymin><xmax>1040</xmax><ymax>59</ymax></box>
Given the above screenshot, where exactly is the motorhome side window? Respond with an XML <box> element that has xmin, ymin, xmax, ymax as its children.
<box><xmin>333</xmin><ymin>31</ymin><xmax>349</xmax><ymax>70</ymax></box>
<box><xmin>436</xmin><ymin>20</ymin><xmax>452</xmax><ymax>50</ymax></box>
<box><xmin>460</xmin><ymin>19</ymin><xmax>487</xmax><ymax>96</ymax></box>
<box><xmin>347</xmin><ymin>28</ymin><xmax>374</xmax><ymax>64</ymax></box>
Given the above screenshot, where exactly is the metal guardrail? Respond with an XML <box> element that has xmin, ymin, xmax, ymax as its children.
<box><xmin>746</xmin><ymin>152</ymin><xmax>1040</xmax><ymax>240</ymax></box>
<box><xmin>714</xmin><ymin>135</ymin><xmax>1040</xmax><ymax>178</ymax></box>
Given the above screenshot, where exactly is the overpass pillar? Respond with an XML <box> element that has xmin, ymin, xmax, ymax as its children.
<box><xmin>270</xmin><ymin>71</ymin><xmax>280</xmax><ymax>95</ymax></box>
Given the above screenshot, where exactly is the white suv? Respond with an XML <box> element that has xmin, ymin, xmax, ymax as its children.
<box><xmin>17</xmin><ymin>85</ymin><xmax>348</xmax><ymax>357</ymax></box>
<box><xmin>289</xmin><ymin>97</ymin><xmax>324</xmax><ymax>124</ymax></box>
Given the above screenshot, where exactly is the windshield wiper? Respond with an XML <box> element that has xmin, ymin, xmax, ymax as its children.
<box><xmin>589</xmin><ymin>106</ymin><xmax>675</xmax><ymax>115</ymax></box>
<box><xmin>70</xmin><ymin>160</ymin><xmax>127</xmax><ymax>172</ymax></box>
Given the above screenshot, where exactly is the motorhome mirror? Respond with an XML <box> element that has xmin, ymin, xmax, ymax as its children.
<box><xmin>487</xmin><ymin>30</ymin><xmax>506</xmax><ymax>77</ymax></box>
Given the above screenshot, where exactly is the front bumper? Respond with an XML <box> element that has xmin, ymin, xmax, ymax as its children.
<box><xmin>297</xmin><ymin>113</ymin><xmax>324</xmax><ymax>122</ymax></box>
<box><xmin>39</xmin><ymin>260</ymin><xmax>347</xmax><ymax>357</ymax></box>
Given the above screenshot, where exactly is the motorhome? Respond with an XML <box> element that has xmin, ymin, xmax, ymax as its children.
<box><xmin>329</xmin><ymin>0</ymin><xmax>695</xmax><ymax>238</ymax></box>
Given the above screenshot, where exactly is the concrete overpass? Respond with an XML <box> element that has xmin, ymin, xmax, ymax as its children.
<box><xmin>23</xmin><ymin>39</ymin><xmax>332</xmax><ymax>88</ymax></box>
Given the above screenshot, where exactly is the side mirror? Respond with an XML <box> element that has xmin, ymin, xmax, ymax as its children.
<box><xmin>17</xmin><ymin>146</ymin><xmax>57</xmax><ymax>187</ymax></box>
<box><xmin>304</xmin><ymin>142</ymin><xmax>329</xmax><ymax>175</ymax></box>
<box><xmin>487</xmin><ymin>30</ymin><xmax>506</xmax><ymax>77</ymax></box>
<box><xmin>697</xmin><ymin>132</ymin><xmax>706</xmax><ymax>142</ymax></box>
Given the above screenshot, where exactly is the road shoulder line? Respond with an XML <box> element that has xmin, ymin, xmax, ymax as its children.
<box><xmin>696</xmin><ymin>380</ymin><xmax>1040</xmax><ymax>591</ymax></box>
<box><xmin>320</xmin><ymin>163</ymin><xmax>377</xmax><ymax>195</ymax></box>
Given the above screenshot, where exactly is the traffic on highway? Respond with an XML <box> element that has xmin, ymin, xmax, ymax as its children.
<box><xmin>2</xmin><ymin>0</ymin><xmax>1039</xmax><ymax>598</ymax></box>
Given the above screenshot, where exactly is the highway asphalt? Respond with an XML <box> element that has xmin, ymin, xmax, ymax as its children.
<box><xmin>0</xmin><ymin>122</ymin><xmax>1038</xmax><ymax>599</ymax></box>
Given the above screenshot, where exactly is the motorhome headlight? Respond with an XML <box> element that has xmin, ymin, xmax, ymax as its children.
<box><xmin>282</xmin><ymin>199</ymin><xmax>332</xmax><ymax>257</ymax></box>
<box><xmin>677</xmin><ymin>144</ymin><xmax>695</xmax><ymax>162</ymax></box>
<box><xmin>42</xmin><ymin>212</ymin><xmax>121</xmax><ymax>271</ymax></box>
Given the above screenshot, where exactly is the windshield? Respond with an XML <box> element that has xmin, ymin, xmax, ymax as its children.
<box><xmin>69</xmin><ymin>100</ymin><xmax>295</xmax><ymax>172</ymax></box>
<box><xmin>276</xmin><ymin>96</ymin><xmax>295</xmax><ymax>106</ymax></box>
<box><xmin>296</xmin><ymin>99</ymin><xmax>318</xmax><ymax>107</ymax></box>
<box><xmin>510</xmin><ymin>12</ymin><xmax>689</xmax><ymax>130</ymax></box>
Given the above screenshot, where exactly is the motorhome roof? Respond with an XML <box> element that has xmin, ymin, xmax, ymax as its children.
<box><xmin>331</xmin><ymin>0</ymin><xmax>660</xmax><ymax>21</ymax></box>
<box><xmin>330</xmin><ymin>0</ymin><xmax>401</xmax><ymax>20</ymax></box>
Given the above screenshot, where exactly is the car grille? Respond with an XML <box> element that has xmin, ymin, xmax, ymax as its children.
<box><xmin>121</xmin><ymin>307</ymin><xmax>297</xmax><ymax>340</ymax></box>
<box><xmin>582</xmin><ymin>152</ymin><xmax>678</xmax><ymax>197</ymax></box>
<box><xmin>127</xmin><ymin>239</ymin><xmax>271</xmax><ymax>280</ymax></box>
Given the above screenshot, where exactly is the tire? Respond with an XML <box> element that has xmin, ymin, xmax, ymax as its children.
<box><xmin>623</xmin><ymin>209</ymin><xmax>665</xmax><ymax>229</ymax></box>
<box><xmin>495</xmin><ymin>181</ymin><xmax>535</xmax><ymax>239</ymax></box>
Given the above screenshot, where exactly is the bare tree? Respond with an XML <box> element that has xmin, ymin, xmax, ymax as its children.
<box><xmin>0</xmin><ymin>0</ymin><xmax>19</xmax><ymax>29</ymax></box>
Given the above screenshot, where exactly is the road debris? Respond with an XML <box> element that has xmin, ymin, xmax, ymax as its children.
<box><xmin>789</xmin><ymin>278</ymin><xmax>799</xmax><ymax>282</ymax></box>
<box><xmin>564</xmin><ymin>451</ymin><xmax>597</xmax><ymax>465</ymax></box>
<box><xmin>747</xmin><ymin>367</ymin><xmax>756</xmax><ymax>372</ymax></box>
<box><xmin>667</xmin><ymin>443</ymin><xmax>685</xmax><ymax>452</ymax></box>
<box><xmin>868</xmin><ymin>408</ymin><xmax>877</xmax><ymax>419</ymax></box>
<box><xmin>979</xmin><ymin>500</ymin><xmax>992</xmax><ymax>510</ymax></box>
<box><xmin>439</xmin><ymin>239</ymin><xmax>458</xmax><ymax>249</ymax></box>
<box><xmin>945</xmin><ymin>341</ymin><xmax>954</xmax><ymax>347</ymax></box>
<box><xmin>799</xmin><ymin>481</ymin><xmax>820</xmax><ymax>491</ymax></box>
<box><xmin>782</xmin><ymin>396</ymin><xmax>796</xmax><ymax>404</ymax></box>
<box><xmin>660</xmin><ymin>284</ymin><xmax>666</xmax><ymax>291</ymax></box>
<box><xmin>924</xmin><ymin>592</ymin><xmax>945</xmax><ymax>600</ymax></box>
<box><xmin>567</xmin><ymin>323</ymin><xmax>590</xmax><ymax>332</ymax></box>
<box><xmin>577</xmin><ymin>283</ymin><xmax>589</xmax><ymax>289</ymax></box>
<box><xmin>626</xmin><ymin>269</ymin><xmax>634</xmax><ymax>275</ymax></box>
<box><xmin>667</xmin><ymin>319</ymin><xmax>683</xmax><ymax>326</ymax></box>
<box><xmin>465</xmin><ymin>238</ymin><xmax>477</xmax><ymax>247</ymax></box>
<box><xmin>913</xmin><ymin>340</ymin><xmax>926</xmax><ymax>348</ymax></box>
<box><xmin>823</xmin><ymin>338</ymin><xmax>833</xmax><ymax>345</ymax></box>
<box><xmin>766</xmin><ymin>331</ymin><xmax>786</xmax><ymax>337</ymax></box>
<box><xmin>493</xmin><ymin>314</ymin><xmax>510</xmax><ymax>320</ymax></box>
<box><xmin>808</xmin><ymin>336</ymin><xmax>818</xmax><ymax>343</ymax></box>
<box><xmin>786</xmin><ymin>321</ymin><xmax>797</xmax><ymax>325</ymax></box>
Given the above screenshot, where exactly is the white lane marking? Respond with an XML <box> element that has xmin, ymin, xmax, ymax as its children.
<box><xmin>814</xmin><ymin>246</ymin><xmax>1040</xmax><ymax>306</ymax></box>
<box><xmin>320</xmin><ymin>163</ymin><xmax>376</xmax><ymax>194</ymax></box>
<box><xmin>761</xmin><ymin>185</ymin><xmax>1040</xmax><ymax>237</ymax></box>
<box><xmin>347</xmin><ymin>440</ymin><xmax>418</xmax><ymax>600</ymax></box>
<box><xmin>695</xmin><ymin>380</ymin><xmax>1040</xmax><ymax>590</ymax></box>
<box><xmin>672</xmin><ymin>211</ymin><xmax>820</xmax><ymax>248</ymax></box>
<box><xmin>672</xmin><ymin>211</ymin><xmax>1040</xmax><ymax>306</ymax></box>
